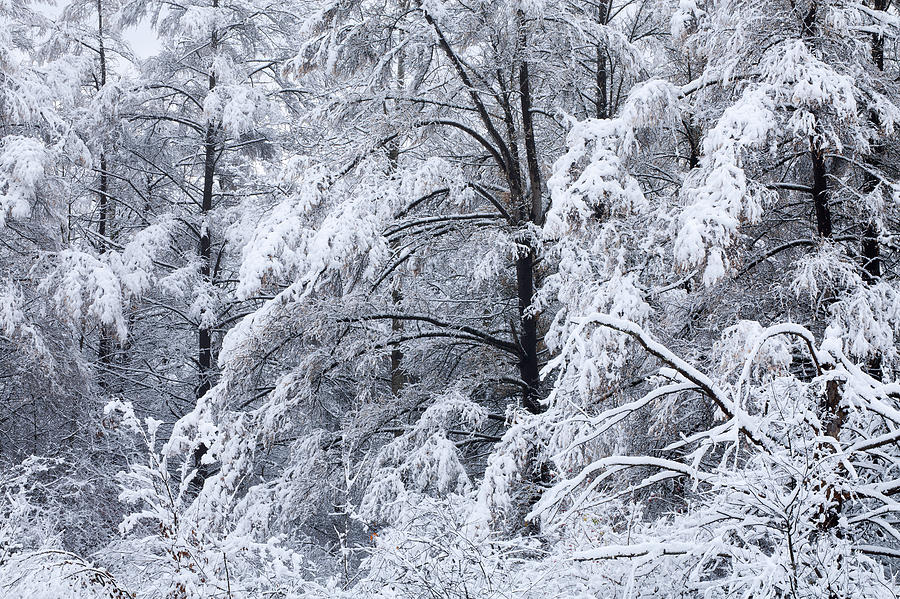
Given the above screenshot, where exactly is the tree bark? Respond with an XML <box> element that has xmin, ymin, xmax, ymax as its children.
<box><xmin>516</xmin><ymin>18</ymin><xmax>544</xmax><ymax>414</ymax></box>
<box><xmin>518</xmin><ymin>29</ymin><xmax>543</xmax><ymax>226</ymax></box>
<box><xmin>819</xmin><ymin>379</ymin><xmax>846</xmax><ymax>533</ymax></box>
<box><xmin>516</xmin><ymin>250</ymin><xmax>542</xmax><ymax>414</ymax></box>
<box><xmin>862</xmin><ymin>0</ymin><xmax>886</xmax><ymax>284</ymax></box>
<box><xmin>198</xmin><ymin>128</ymin><xmax>215</xmax><ymax>399</ymax></box>
<box><xmin>96</xmin><ymin>0</ymin><xmax>115</xmax><ymax>372</ymax></box>
<box><xmin>98</xmin><ymin>154</ymin><xmax>115</xmax><ymax>369</ymax></box>
<box><xmin>595</xmin><ymin>0</ymin><xmax>611</xmax><ymax>119</ymax></box>
<box><xmin>812</xmin><ymin>148</ymin><xmax>832</xmax><ymax>239</ymax></box>
<box><xmin>387</xmin><ymin>145</ymin><xmax>408</xmax><ymax>397</ymax></box>
<box><xmin>197</xmin><ymin>5</ymin><xmax>218</xmax><ymax>401</ymax></box>
<box><xmin>190</xmin><ymin>5</ymin><xmax>220</xmax><ymax>494</ymax></box>
<box><xmin>389</xmin><ymin>5</ymin><xmax>408</xmax><ymax>397</ymax></box>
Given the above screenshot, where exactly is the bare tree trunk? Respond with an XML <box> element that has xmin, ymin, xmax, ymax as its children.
<box><xmin>197</xmin><ymin>6</ymin><xmax>218</xmax><ymax>401</ymax></box>
<box><xmin>389</xmin><ymin>2</ymin><xmax>408</xmax><ymax>397</ymax></box>
<box><xmin>812</xmin><ymin>148</ymin><xmax>832</xmax><ymax>239</ymax></box>
<box><xmin>595</xmin><ymin>0</ymin><xmax>611</xmax><ymax>119</ymax></box>
<box><xmin>516</xmin><ymin>251</ymin><xmax>541</xmax><ymax>414</ymax></box>
<box><xmin>819</xmin><ymin>379</ymin><xmax>846</xmax><ymax>534</ymax></box>
<box><xmin>518</xmin><ymin>28</ymin><xmax>543</xmax><ymax>226</ymax></box>
<box><xmin>801</xmin><ymin>2</ymin><xmax>833</xmax><ymax>241</ymax></box>
<box><xmin>198</xmin><ymin>124</ymin><xmax>215</xmax><ymax>400</ymax></box>
<box><xmin>96</xmin><ymin>0</ymin><xmax>116</xmax><ymax>374</ymax></box>
<box><xmin>858</xmin><ymin>0</ymin><xmax>887</xmax><ymax>382</ymax></box>
<box><xmin>862</xmin><ymin>0</ymin><xmax>886</xmax><ymax>284</ymax></box>
<box><xmin>514</xmin><ymin>16</ymin><xmax>543</xmax><ymax>415</ymax></box>
<box><xmin>682</xmin><ymin>63</ymin><xmax>701</xmax><ymax>170</ymax></box>
<box><xmin>871</xmin><ymin>0</ymin><xmax>886</xmax><ymax>71</ymax></box>
<box><xmin>387</xmin><ymin>144</ymin><xmax>408</xmax><ymax>396</ymax></box>
<box><xmin>189</xmin><ymin>4</ymin><xmax>220</xmax><ymax>494</ymax></box>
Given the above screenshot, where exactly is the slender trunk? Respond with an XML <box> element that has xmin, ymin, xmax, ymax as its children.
<box><xmin>98</xmin><ymin>155</ymin><xmax>114</xmax><ymax>368</ymax></box>
<box><xmin>681</xmin><ymin>62</ymin><xmax>701</xmax><ymax>169</ymax></box>
<box><xmin>872</xmin><ymin>0</ymin><xmax>886</xmax><ymax>71</ymax></box>
<box><xmin>389</xmin><ymin>288</ymin><xmax>407</xmax><ymax>396</ymax></box>
<box><xmin>497</xmin><ymin>71</ymin><xmax>524</xmax><ymax>204</ymax></box>
<box><xmin>802</xmin><ymin>1</ymin><xmax>831</xmax><ymax>238</ymax></box>
<box><xmin>812</xmin><ymin>148</ymin><xmax>831</xmax><ymax>239</ymax></box>
<box><xmin>518</xmin><ymin>26</ymin><xmax>543</xmax><ymax>226</ymax></box>
<box><xmin>819</xmin><ymin>379</ymin><xmax>846</xmax><ymax>533</ymax></box>
<box><xmin>98</xmin><ymin>153</ymin><xmax>109</xmax><ymax>247</ymax></box>
<box><xmin>96</xmin><ymin>0</ymin><xmax>106</xmax><ymax>89</ymax></box>
<box><xmin>198</xmin><ymin>124</ymin><xmax>215</xmax><ymax>399</ymax></box>
<box><xmin>685</xmin><ymin>120</ymin><xmax>700</xmax><ymax>169</ymax></box>
<box><xmin>389</xmin><ymin>5</ymin><xmax>408</xmax><ymax>397</ymax></box>
<box><xmin>499</xmin><ymin>97</ymin><xmax>541</xmax><ymax>412</ymax></box>
<box><xmin>823</xmin><ymin>380</ymin><xmax>844</xmax><ymax>441</ymax></box>
<box><xmin>595</xmin><ymin>47</ymin><xmax>607</xmax><ymax>119</ymax></box>
<box><xmin>861</xmin><ymin>234</ymin><xmax>883</xmax><ymax>368</ymax></box>
<box><xmin>859</xmin><ymin>0</ymin><xmax>887</xmax><ymax>380</ymax></box>
<box><xmin>388</xmin><ymin>143</ymin><xmax>407</xmax><ymax>396</ymax></box>
<box><xmin>862</xmin><ymin>0</ymin><xmax>885</xmax><ymax>284</ymax></box>
<box><xmin>803</xmin><ymin>3</ymin><xmax>833</xmax><ymax>241</ymax></box>
<box><xmin>96</xmin><ymin>0</ymin><xmax>115</xmax><ymax>372</ymax></box>
<box><xmin>595</xmin><ymin>0</ymin><xmax>611</xmax><ymax>119</ymax></box>
<box><xmin>425</xmin><ymin>7</ymin><xmax>542</xmax><ymax>413</ymax></box>
<box><xmin>862</xmin><ymin>221</ymin><xmax>881</xmax><ymax>281</ymax></box>
<box><xmin>512</xmin><ymin>19</ymin><xmax>542</xmax><ymax>414</ymax></box>
<box><xmin>516</xmin><ymin>252</ymin><xmax>541</xmax><ymax>414</ymax></box>
<box><xmin>189</xmin><ymin>5</ymin><xmax>219</xmax><ymax>494</ymax></box>
<box><xmin>197</xmin><ymin>5</ymin><xmax>218</xmax><ymax>401</ymax></box>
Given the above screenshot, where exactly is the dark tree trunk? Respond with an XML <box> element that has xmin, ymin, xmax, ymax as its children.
<box><xmin>505</xmin><ymin>21</ymin><xmax>542</xmax><ymax>415</ymax></box>
<box><xmin>198</xmin><ymin>122</ymin><xmax>215</xmax><ymax>400</ymax></box>
<box><xmin>519</xmin><ymin>51</ymin><xmax>542</xmax><ymax>226</ymax></box>
<box><xmin>862</xmin><ymin>0</ymin><xmax>886</xmax><ymax>283</ymax></box>
<box><xmin>802</xmin><ymin>0</ymin><xmax>818</xmax><ymax>37</ymax></box>
<box><xmin>96</xmin><ymin>0</ymin><xmax>107</xmax><ymax>89</ymax></box>
<box><xmin>595</xmin><ymin>0</ymin><xmax>611</xmax><ymax>119</ymax></box>
<box><xmin>388</xmin><ymin>27</ymin><xmax>408</xmax><ymax>397</ymax></box>
<box><xmin>860</xmin><ymin>0</ymin><xmax>887</xmax><ymax>381</ymax></box>
<box><xmin>812</xmin><ymin>149</ymin><xmax>832</xmax><ymax>239</ymax></box>
<box><xmin>516</xmin><ymin>22</ymin><xmax>544</xmax><ymax>414</ymax></box>
<box><xmin>387</xmin><ymin>145</ymin><xmax>408</xmax><ymax>396</ymax></box>
<box><xmin>189</xmin><ymin>8</ymin><xmax>220</xmax><ymax>495</ymax></box>
<box><xmin>819</xmin><ymin>379</ymin><xmax>846</xmax><ymax>532</ymax></box>
<box><xmin>97</xmin><ymin>152</ymin><xmax>114</xmax><ymax>370</ymax></box>
<box><xmin>802</xmin><ymin>3</ymin><xmax>833</xmax><ymax>241</ymax></box>
<box><xmin>197</xmin><ymin>12</ymin><xmax>218</xmax><ymax>401</ymax></box>
<box><xmin>872</xmin><ymin>0</ymin><xmax>886</xmax><ymax>71</ymax></box>
<box><xmin>96</xmin><ymin>0</ymin><xmax>115</xmax><ymax>373</ymax></box>
<box><xmin>425</xmin><ymin>7</ymin><xmax>544</xmax><ymax>414</ymax></box>
<box><xmin>516</xmin><ymin>250</ymin><xmax>542</xmax><ymax>414</ymax></box>
<box><xmin>862</xmin><ymin>223</ymin><xmax>881</xmax><ymax>281</ymax></box>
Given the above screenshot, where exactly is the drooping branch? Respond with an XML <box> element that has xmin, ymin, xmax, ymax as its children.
<box><xmin>339</xmin><ymin>313</ymin><xmax>519</xmax><ymax>355</ymax></box>
<box><xmin>419</xmin><ymin>8</ymin><xmax>514</xmax><ymax>175</ymax></box>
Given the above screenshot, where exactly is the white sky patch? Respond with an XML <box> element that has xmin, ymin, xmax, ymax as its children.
<box><xmin>124</xmin><ymin>21</ymin><xmax>161</xmax><ymax>59</ymax></box>
<box><xmin>34</xmin><ymin>0</ymin><xmax>160</xmax><ymax>60</ymax></box>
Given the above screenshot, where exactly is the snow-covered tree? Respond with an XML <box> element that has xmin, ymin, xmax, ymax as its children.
<box><xmin>5</xmin><ymin>0</ymin><xmax>900</xmax><ymax>596</ymax></box>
